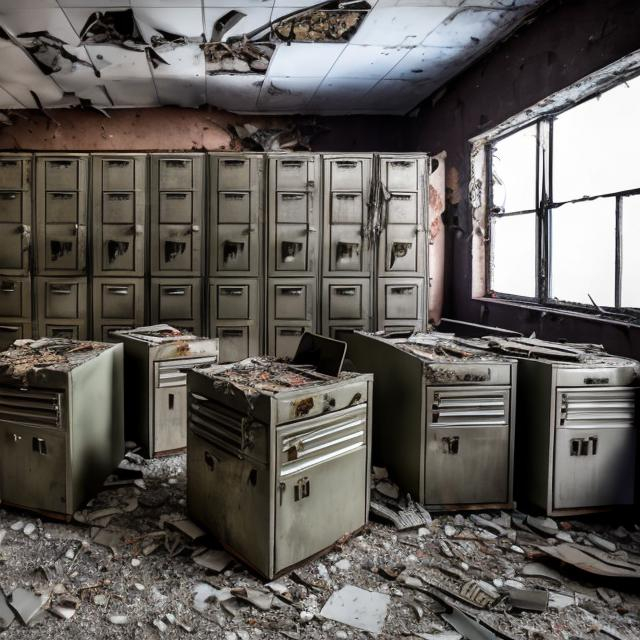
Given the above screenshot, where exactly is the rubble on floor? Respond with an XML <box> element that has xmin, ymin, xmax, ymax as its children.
<box><xmin>1</xmin><ymin>459</ymin><xmax>640</xmax><ymax>639</ymax></box>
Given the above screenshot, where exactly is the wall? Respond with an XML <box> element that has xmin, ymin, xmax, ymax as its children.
<box><xmin>409</xmin><ymin>0</ymin><xmax>640</xmax><ymax>359</ymax></box>
<box><xmin>0</xmin><ymin>107</ymin><xmax>410</xmax><ymax>153</ymax></box>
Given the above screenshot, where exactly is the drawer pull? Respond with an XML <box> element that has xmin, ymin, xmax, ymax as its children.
<box><xmin>282</xmin><ymin>193</ymin><xmax>304</xmax><ymax>201</ymax></box>
<box><xmin>106</xmin><ymin>286</ymin><xmax>130</xmax><ymax>295</ymax></box>
<box><xmin>165</xmin><ymin>160</ymin><xmax>187</xmax><ymax>168</ymax></box>
<box><xmin>282</xmin><ymin>160</ymin><xmax>303</xmax><ymax>168</ymax></box>
<box><xmin>336</xmin><ymin>193</ymin><xmax>358</xmax><ymax>200</ymax></box>
<box><xmin>164</xmin><ymin>287</ymin><xmax>186</xmax><ymax>296</ymax></box>
<box><xmin>106</xmin><ymin>160</ymin><xmax>130</xmax><ymax>167</ymax></box>
<box><xmin>51</xmin><ymin>192</ymin><xmax>73</xmax><ymax>200</ymax></box>
<box><xmin>0</xmin><ymin>192</ymin><xmax>17</xmax><ymax>200</ymax></box>
<box><xmin>0</xmin><ymin>160</ymin><xmax>18</xmax><ymax>167</ymax></box>
<box><xmin>280</xmin><ymin>328</ymin><xmax>302</xmax><ymax>336</ymax></box>
<box><xmin>50</xmin><ymin>285</ymin><xmax>72</xmax><ymax>295</ymax></box>
<box><xmin>0</xmin><ymin>326</ymin><xmax>19</xmax><ymax>332</ymax></box>
<box><xmin>390</xmin><ymin>286</ymin><xmax>414</xmax><ymax>295</ymax></box>
<box><xmin>221</xmin><ymin>329</ymin><xmax>243</xmax><ymax>337</ymax></box>
<box><xmin>222</xmin><ymin>159</ymin><xmax>245</xmax><ymax>167</ymax></box>
<box><xmin>441</xmin><ymin>436</ymin><xmax>459</xmax><ymax>454</ymax></box>
<box><xmin>1</xmin><ymin>281</ymin><xmax>16</xmax><ymax>292</ymax></box>
<box><xmin>165</xmin><ymin>192</ymin><xmax>187</xmax><ymax>200</ymax></box>
<box><xmin>220</xmin><ymin>287</ymin><xmax>243</xmax><ymax>296</ymax></box>
<box><xmin>107</xmin><ymin>193</ymin><xmax>131</xmax><ymax>201</ymax></box>
<box><xmin>335</xmin><ymin>287</ymin><xmax>356</xmax><ymax>296</ymax></box>
<box><xmin>223</xmin><ymin>193</ymin><xmax>246</xmax><ymax>200</ymax></box>
<box><xmin>49</xmin><ymin>160</ymin><xmax>73</xmax><ymax>168</ymax></box>
<box><xmin>390</xmin><ymin>160</ymin><xmax>412</xmax><ymax>168</ymax></box>
<box><xmin>336</xmin><ymin>161</ymin><xmax>358</xmax><ymax>169</ymax></box>
<box><xmin>391</xmin><ymin>194</ymin><xmax>412</xmax><ymax>201</ymax></box>
<box><xmin>280</xmin><ymin>287</ymin><xmax>303</xmax><ymax>296</ymax></box>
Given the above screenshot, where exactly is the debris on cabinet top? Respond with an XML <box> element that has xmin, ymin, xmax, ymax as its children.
<box><xmin>0</xmin><ymin>338</ymin><xmax>110</xmax><ymax>381</ymax></box>
<box><xmin>3</xmin><ymin>453</ymin><xmax>640</xmax><ymax>638</ymax></box>
<box><xmin>118</xmin><ymin>324</ymin><xmax>200</xmax><ymax>345</ymax></box>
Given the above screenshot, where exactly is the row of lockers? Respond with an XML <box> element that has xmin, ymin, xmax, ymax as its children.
<box><xmin>0</xmin><ymin>274</ymin><xmax>425</xmax><ymax>360</ymax></box>
<box><xmin>0</xmin><ymin>152</ymin><xmax>429</xmax><ymax>279</ymax></box>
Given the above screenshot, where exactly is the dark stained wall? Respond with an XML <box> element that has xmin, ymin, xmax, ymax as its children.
<box><xmin>408</xmin><ymin>0</ymin><xmax>640</xmax><ymax>359</ymax></box>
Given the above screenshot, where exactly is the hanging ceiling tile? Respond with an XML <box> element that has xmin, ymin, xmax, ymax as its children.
<box><xmin>328</xmin><ymin>44</ymin><xmax>407</xmax><ymax>79</ymax></box>
<box><xmin>206</xmin><ymin>73</ymin><xmax>263</xmax><ymax>112</ymax></box>
<box><xmin>0</xmin><ymin>8</ymin><xmax>80</xmax><ymax>46</ymax></box>
<box><xmin>101</xmin><ymin>78</ymin><xmax>159</xmax><ymax>106</ymax></box>
<box><xmin>267</xmin><ymin>42</ymin><xmax>346</xmax><ymax>77</ymax></box>
<box><xmin>0</xmin><ymin>85</ymin><xmax>25</xmax><ymax>109</ymax></box>
<box><xmin>150</xmin><ymin>43</ymin><xmax>206</xmax><ymax>106</ymax></box>
<box><xmin>85</xmin><ymin>45</ymin><xmax>152</xmax><ymax>78</ymax></box>
<box><xmin>203</xmin><ymin>7</ymin><xmax>273</xmax><ymax>42</ymax></box>
<box><xmin>257</xmin><ymin>75</ymin><xmax>320</xmax><ymax>110</ymax></box>
<box><xmin>133</xmin><ymin>7</ymin><xmax>205</xmax><ymax>39</ymax></box>
<box><xmin>62</xmin><ymin>7</ymin><xmax>133</xmax><ymax>41</ymax></box>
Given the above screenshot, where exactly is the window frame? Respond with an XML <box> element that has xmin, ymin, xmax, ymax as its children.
<box><xmin>484</xmin><ymin>81</ymin><xmax>640</xmax><ymax>322</ymax></box>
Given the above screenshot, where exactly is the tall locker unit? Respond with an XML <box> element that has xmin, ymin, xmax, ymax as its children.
<box><xmin>91</xmin><ymin>154</ymin><xmax>147</xmax><ymax>341</ymax></box>
<box><xmin>0</xmin><ymin>154</ymin><xmax>32</xmax><ymax>347</ymax></box>
<box><xmin>208</xmin><ymin>153</ymin><xmax>264</xmax><ymax>363</ymax></box>
<box><xmin>266</xmin><ymin>154</ymin><xmax>321</xmax><ymax>357</ymax></box>
<box><xmin>34</xmin><ymin>154</ymin><xmax>89</xmax><ymax>339</ymax></box>
<box><xmin>376</xmin><ymin>154</ymin><xmax>429</xmax><ymax>332</ymax></box>
<box><xmin>149</xmin><ymin>154</ymin><xmax>205</xmax><ymax>334</ymax></box>
<box><xmin>321</xmin><ymin>154</ymin><xmax>373</xmax><ymax>340</ymax></box>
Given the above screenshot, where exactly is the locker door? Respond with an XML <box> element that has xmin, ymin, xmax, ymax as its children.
<box><xmin>0</xmin><ymin>190</ymin><xmax>30</xmax><ymax>274</ymax></box>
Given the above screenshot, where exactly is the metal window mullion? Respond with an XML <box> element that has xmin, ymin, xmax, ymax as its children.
<box><xmin>485</xmin><ymin>142</ymin><xmax>495</xmax><ymax>294</ymax></box>
<box><xmin>615</xmin><ymin>195</ymin><xmax>623</xmax><ymax>308</ymax></box>
<box><xmin>538</xmin><ymin>119</ymin><xmax>552</xmax><ymax>304</ymax></box>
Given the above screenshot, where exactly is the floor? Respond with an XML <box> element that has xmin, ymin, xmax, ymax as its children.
<box><xmin>1</xmin><ymin>455</ymin><xmax>639</xmax><ymax>640</ymax></box>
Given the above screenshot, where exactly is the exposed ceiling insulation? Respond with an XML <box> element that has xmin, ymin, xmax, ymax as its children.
<box><xmin>0</xmin><ymin>0</ymin><xmax>547</xmax><ymax>116</ymax></box>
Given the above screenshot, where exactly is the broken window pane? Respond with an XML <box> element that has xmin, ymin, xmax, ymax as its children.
<box><xmin>622</xmin><ymin>195</ymin><xmax>640</xmax><ymax>308</ymax></box>
<box><xmin>490</xmin><ymin>213</ymin><xmax>536</xmax><ymax>297</ymax></box>
<box><xmin>553</xmin><ymin>76</ymin><xmax>640</xmax><ymax>202</ymax></box>
<box><xmin>491</xmin><ymin>124</ymin><xmax>537</xmax><ymax>214</ymax></box>
<box><xmin>550</xmin><ymin>198</ymin><xmax>615</xmax><ymax>307</ymax></box>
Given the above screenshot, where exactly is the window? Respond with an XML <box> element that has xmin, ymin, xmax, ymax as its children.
<box><xmin>486</xmin><ymin>74</ymin><xmax>640</xmax><ymax>319</ymax></box>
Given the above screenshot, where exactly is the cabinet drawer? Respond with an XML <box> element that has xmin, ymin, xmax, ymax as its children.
<box><xmin>103</xmin><ymin>192</ymin><xmax>135</xmax><ymax>224</ymax></box>
<box><xmin>218</xmin><ymin>191</ymin><xmax>251</xmax><ymax>223</ymax></box>
<box><xmin>217</xmin><ymin>157</ymin><xmax>251</xmax><ymax>190</ymax></box>
<box><xmin>151</xmin><ymin>278</ymin><xmax>201</xmax><ymax>330</ymax></box>
<box><xmin>329</xmin><ymin>159</ymin><xmax>365</xmax><ymax>191</ymax></box>
<box><xmin>382</xmin><ymin>158</ymin><xmax>418</xmax><ymax>191</ymax></box>
<box><xmin>0</xmin><ymin>191</ymin><xmax>23</xmax><ymax>222</ymax></box>
<box><xmin>216</xmin><ymin>284</ymin><xmax>250</xmax><ymax>319</ymax></box>
<box><xmin>0</xmin><ymin>158</ymin><xmax>26</xmax><ymax>190</ymax></box>
<box><xmin>159</xmin><ymin>158</ymin><xmax>194</xmax><ymax>190</ymax></box>
<box><xmin>274</xmin><ymin>157</ymin><xmax>310</xmax><ymax>190</ymax></box>
<box><xmin>159</xmin><ymin>192</ymin><xmax>192</xmax><ymax>223</ymax></box>
<box><xmin>101</xmin><ymin>157</ymin><xmax>135</xmax><ymax>191</ymax></box>
<box><xmin>45</xmin><ymin>192</ymin><xmax>78</xmax><ymax>223</ymax></box>
<box><xmin>44</xmin><ymin>159</ymin><xmax>79</xmax><ymax>190</ymax></box>
<box><xmin>0</xmin><ymin>277</ymin><xmax>30</xmax><ymax>318</ymax></box>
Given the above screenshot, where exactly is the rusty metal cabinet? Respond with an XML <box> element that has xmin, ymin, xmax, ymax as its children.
<box><xmin>92</xmin><ymin>154</ymin><xmax>147</xmax><ymax>277</ymax></box>
<box><xmin>35</xmin><ymin>154</ymin><xmax>89</xmax><ymax>276</ymax></box>
<box><xmin>35</xmin><ymin>276</ymin><xmax>88</xmax><ymax>339</ymax></box>
<box><xmin>0</xmin><ymin>154</ymin><xmax>32</xmax><ymax>276</ymax></box>
<box><xmin>150</xmin><ymin>277</ymin><xmax>202</xmax><ymax>335</ymax></box>
<box><xmin>150</xmin><ymin>154</ymin><xmax>204</xmax><ymax>277</ymax></box>
<box><xmin>92</xmin><ymin>277</ymin><xmax>145</xmax><ymax>342</ymax></box>
<box><xmin>0</xmin><ymin>276</ymin><xmax>32</xmax><ymax>347</ymax></box>
<box><xmin>208</xmin><ymin>278</ymin><xmax>261</xmax><ymax>363</ymax></box>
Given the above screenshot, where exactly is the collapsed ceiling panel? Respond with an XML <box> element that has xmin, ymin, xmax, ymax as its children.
<box><xmin>386</xmin><ymin>45</ymin><xmax>461</xmax><ymax>80</ymax></box>
<box><xmin>328</xmin><ymin>44</ymin><xmax>407</xmax><ymax>79</ymax></box>
<box><xmin>151</xmin><ymin>43</ymin><xmax>206</xmax><ymax>106</ymax></box>
<box><xmin>101</xmin><ymin>78</ymin><xmax>160</xmax><ymax>106</ymax></box>
<box><xmin>0</xmin><ymin>8</ymin><xmax>80</xmax><ymax>46</ymax></box>
<box><xmin>205</xmin><ymin>73</ymin><xmax>263</xmax><ymax>112</ymax></box>
<box><xmin>267</xmin><ymin>42</ymin><xmax>346</xmax><ymax>77</ymax></box>
<box><xmin>133</xmin><ymin>7</ymin><xmax>205</xmax><ymax>40</ymax></box>
<box><xmin>0</xmin><ymin>85</ymin><xmax>24</xmax><ymax>109</ymax></box>
<box><xmin>203</xmin><ymin>8</ymin><xmax>273</xmax><ymax>42</ymax></box>
<box><xmin>257</xmin><ymin>75</ymin><xmax>321</xmax><ymax>110</ymax></box>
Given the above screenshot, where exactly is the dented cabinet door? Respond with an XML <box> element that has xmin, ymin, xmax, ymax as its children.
<box><xmin>92</xmin><ymin>155</ymin><xmax>146</xmax><ymax>277</ymax></box>
<box><xmin>378</xmin><ymin>155</ymin><xmax>427</xmax><ymax>276</ymax></box>
<box><xmin>0</xmin><ymin>155</ymin><xmax>32</xmax><ymax>276</ymax></box>
<box><xmin>0</xmin><ymin>276</ymin><xmax>32</xmax><ymax>347</ymax></box>
<box><xmin>274</xmin><ymin>405</ymin><xmax>368</xmax><ymax>574</ymax></box>
<box><xmin>425</xmin><ymin>387</ymin><xmax>511</xmax><ymax>506</ymax></box>
<box><xmin>209</xmin><ymin>278</ymin><xmax>260</xmax><ymax>363</ymax></box>
<box><xmin>36</xmin><ymin>276</ymin><xmax>88</xmax><ymax>339</ymax></box>
<box><xmin>150</xmin><ymin>154</ymin><xmax>204</xmax><ymax>276</ymax></box>
<box><xmin>210</xmin><ymin>154</ymin><xmax>263</xmax><ymax>278</ymax></box>
<box><xmin>267</xmin><ymin>277</ymin><xmax>316</xmax><ymax>358</ymax></box>
<box><xmin>35</xmin><ymin>155</ymin><xmax>88</xmax><ymax>275</ymax></box>
<box><xmin>268</xmin><ymin>154</ymin><xmax>320</xmax><ymax>277</ymax></box>
<box><xmin>553</xmin><ymin>388</ymin><xmax>637</xmax><ymax>509</ymax></box>
<box><xmin>92</xmin><ymin>277</ymin><xmax>145</xmax><ymax>342</ymax></box>
<box><xmin>322</xmin><ymin>155</ymin><xmax>372</xmax><ymax>277</ymax></box>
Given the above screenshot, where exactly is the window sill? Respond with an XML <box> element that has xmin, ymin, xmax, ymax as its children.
<box><xmin>473</xmin><ymin>296</ymin><xmax>640</xmax><ymax>329</ymax></box>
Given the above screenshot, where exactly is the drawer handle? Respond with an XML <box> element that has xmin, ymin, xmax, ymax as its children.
<box><xmin>280</xmin><ymin>328</ymin><xmax>302</xmax><ymax>336</ymax></box>
<box><xmin>441</xmin><ymin>436</ymin><xmax>459</xmax><ymax>454</ymax></box>
<box><xmin>106</xmin><ymin>160</ymin><xmax>130</xmax><ymax>167</ymax></box>
<box><xmin>222</xmin><ymin>159</ymin><xmax>245</xmax><ymax>167</ymax></box>
<box><xmin>336</xmin><ymin>161</ymin><xmax>358</xmax><ymax>169</ymax></box>
<box><xmin>50</xmin><ymin>286</ymin><xmax>72</xmax><ymax>295</ymax></box>
<box><xmin>0</xmin><ymin>160</ymin><xmax>18</xmax><ymax>167</ymax></box>
<box><xmin>282</xmin><ymin>193</ymin><xmax>304</xmax><ymax>201</ymax></box>
<box><xmin>0</xmin><ymin>192</ymin><xmax>17</xmax><ymax>200</ymax></box>
<box><xmin>165</xmin><ymin>193</ymin><xmax>187</xmax><ymax>200</ymax></box>
<box><xmin>50</xmin><ymin>160</ymin><xmax>73</xmax><ymax>168</ymax></box>
<box><xmin>164</xmin><ymin>288</ymin><xmax>186</xmax><ymax>296</ymax></box>
<box><xmin>107</xmin><ymin>287</ymin><xmax>130</xmax><ymax>295</ymax></box>
<box><xmin>223</xmin><ymin>193</ymin><xmax>246</xmax><ymax>200</ymax></box>
<box><xmin>390</xmin><ymin>286</ymin><xmax>414</xmax><ymax>295</ymax></box>
<box><xmin>570</xmin><ymin>436</ymin><xmax>598</xmax><ymax>456</ymax></box>
<box><xmin>390</xmin><ymin>161</ymin><xmax>412</xmax><ymax>168</ymax></box>
<box><xmin>165</xmin><ymin>160</ymin><xmax>187</xmax><ymax>168</ymax></box>
<box><xmin>107</xmin><ymin>193</ymin><xmax>131</xmax><ymax>201</ymax></box>
<box><xmin>335</xmin><ymin>287</ymin><xmax>356</xmax><ymax>296</ymax></box>
<box><xmin>0</xmin><ymin>325</ymin><xmax>19</xmax><ymax>332</ymax></box>
<box><xmin>282</xmin><ymin>160</ymin><xmax>303</xmax><ymax>168</ymax></box>
<box><xmin>280</xmin><ymin>287</ymin><xmax>303</xmax><ymax>296</ymax></box>
<box><xmin>1</xmin><ymin>281</ymin><xmax>16</xmax><ymax>292</ymax></box>
<box><xmin>391</xmin><ymin>194</ymin><xmax>412</xmax><ymax>201</ymax></box>
<box><xmin>336</xmin><ymin>193</ymin><xmax>358</xmax><ymax>200</ymax></box>
<box><xmin>221</xmin><ymin>329</ymin><xmax>243</xmax><ymax>337</ymax></box>
<box><xmin>51</xmin><ymin>192</ymin><xmax>73</xmax><ymax>200</ymax></box>
<box><xmin>220</xmin><ymin>287</ymin><xmax>243</xmax><ymax>295</ymax></box>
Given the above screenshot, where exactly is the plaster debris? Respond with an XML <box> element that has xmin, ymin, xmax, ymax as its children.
<box><xmin>320</xmin><ymin>585</ymin><xmax>390</xmax><ymax>634</ymax></box>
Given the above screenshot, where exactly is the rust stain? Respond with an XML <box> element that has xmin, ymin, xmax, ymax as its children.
<box><xmin>293</xmin><ymin>397</ymin><xmax>314</xmax><ymax>417</ymax></box>
<box><xmin>428</xmin><ymin>183</ymin><xmax>444</xmax><ymax>215</ymax></box>
<box><xmin>429</xmin><ymin>215</ymin><xmax>442</xmax><ymax>241</ymax></box>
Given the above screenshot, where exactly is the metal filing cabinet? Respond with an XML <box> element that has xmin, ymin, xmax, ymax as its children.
<box><xmin>0</xmin><ymin>154</ymin><xmax>32</xmax><ymax>277</ymax></box>
<box><xmin>346</xmin><ymin>331</ymin><xmax>516</xmax><ymax>511</ymax></box>
<box><xmin>208</xmin><ymin>153</ymin><xmax>264</xmax><ymax>362</ymax></box>
<box><xmin>0</xmin><ymin>276</ymin><xmax>32</xmax><ymax>348</ymax></box>
<box><xmin>35</xmin><ymin>154</ymin><xmax>89</xmax><ymax>276</ymax></box>
<box><xmin>35</xmin><ymin>277</ymin><xmax>88</xmax><ymax>339</ymax></box>
<box><xmin>267</xmin><ymin>277</ymin><xmax>317</xmax><ymax>359</ymax></box>
<box><xmin>321</xmin><ymin>154</ymin><xmax>373</xmax><ymax>338</ymax></box>
<box><xmin>92</xmin><ymin>277</ymin><xmax>145</xmax><ymax>342</ymax></box>
<box><xmin>92</xmin><ymin>154</ymin><xmax>146</xmax><ymax>277</ymax></box>
<box><xmin>114</xmin><ymin>325</ymin><xmax>218</xmax><ymax>457</ymax></box>
<box><xmin>376</xmin><ymin>277</ymin><xmax>425</xmax><ymax>333</ymax></box>
<box><xmin>267</xmin><ymin>153</ymin><xmax>320</xmax><ymax>356</ymax></box>
<box><xmin>0</xmin><ymin>338</ymin><xmax>124</xmax><ymax>520</ymax></box>
<box><xmin>186</xmin><ymin>357</ymin><xmax>373</xmax><ymax>579</ymax></box>
<box><xmin>150</xmin><ymin>277</ymin><xmax>202</xmax><ymax>335</ymax></box>
<box><xmin>150</xmin><ymin>154</ymin><xmax>204</xmax><ymax>277</ymax></box>
<box><xmin>482</xmin><ymin>337</ymin><xmax>639</xmax><ymax>516</ymax></box>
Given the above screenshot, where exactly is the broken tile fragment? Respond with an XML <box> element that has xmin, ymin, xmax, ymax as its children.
<box><xmin>193</xmin><ymin>548</ymin><xmax>234</xmax><ymax>573</ymax></box>
<box><xmin>320</xmin><ymin>585</ymin><xmax>390</xmax><ymax>635</ymax></box>
<box><xmin>8</xmin><ymin>588</ymin><xmax>48</xmax><ymax>626</ymax></box>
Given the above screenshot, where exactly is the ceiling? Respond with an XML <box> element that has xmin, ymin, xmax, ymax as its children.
<box><xmin>0</xmin><ymin>0</ymin><xmax>547</xmax><ymax>116</ymax></box>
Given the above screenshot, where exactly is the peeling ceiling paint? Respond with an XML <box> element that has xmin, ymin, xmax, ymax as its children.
<box><xmin>0</xmin><ymin>0</ymin><xmax>547</xmax><ymax>116</ymax></box>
